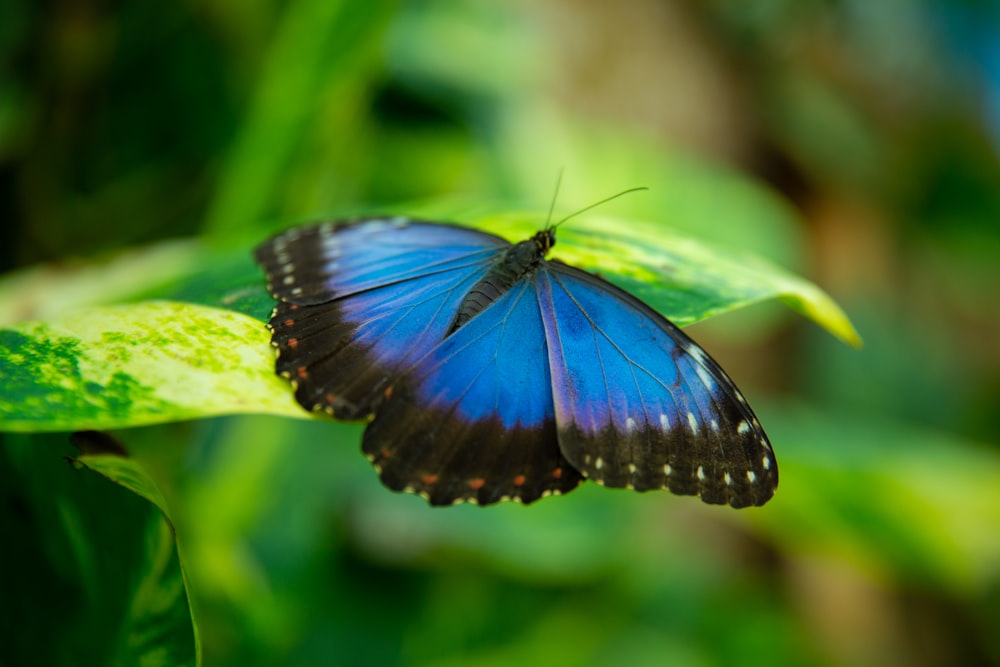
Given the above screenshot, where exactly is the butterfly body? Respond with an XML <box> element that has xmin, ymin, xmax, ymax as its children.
<box><xmin>255</xmin><ymin>217</ymin><xmax>777</xmax><ymax>508</ymax></box>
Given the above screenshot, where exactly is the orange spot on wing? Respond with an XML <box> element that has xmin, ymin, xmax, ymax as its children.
<box><xmin>513</xmin><ymin>474</ymin><xmax>526</xmax><ymax>487</ymax></box>
<box><xmin>282</xmin><ymin>319</ymin><xmax>295</xmax><ymax>327</ymax></box>
<box><xmin>420</xmin><ymin>474</ymin><xmax>439</xmax><ymax>485</ymax></box>
<box><xmin>296</xmin><ymin>367</ymin><xmax>308</xmax><ymax>379</ymax></box>
<box><xmin>287</xmin><ymin>338</ymin><xmax>299</xmax><ymax>349</ymax></box>
<box><xmin>383</xmin><ymin>385</ymin><xmax>394</xmax><ymax>400</ymax></box>
<box><xmin>468</xmin><ymin>478</ymin><xmax>486</xmax><ymax>490</ymax></box>
<box><xmin>380</xmin><ymin>449</ymin><xmax>391</xmax><ymax>459</ymax></box>
<box><xmin>552</xmin><ymin>467</ymin><xmax>563</xmax><ymax>479</ymax></box>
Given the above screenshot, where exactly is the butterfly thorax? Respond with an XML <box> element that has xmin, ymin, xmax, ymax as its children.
<box><xmin>448</xmin><ymin>230</ymin><xmax>556</xmax><ymax>334</ymax></box>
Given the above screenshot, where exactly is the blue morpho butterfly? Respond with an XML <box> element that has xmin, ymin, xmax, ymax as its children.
<box><xmin>254</xmin><ymin>201</ymin><xmax>777</xmax><ymax>508</ymax></box>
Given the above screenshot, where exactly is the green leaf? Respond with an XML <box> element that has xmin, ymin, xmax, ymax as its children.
<box><xmin>0</xmin><ymin>435</ymin><xmax>199</xmax><ymax>666</ymax></box>
<box><xmin>0</xmin><ymin>239</ymin><xmax>210</xmax><ymax>327</ymax></box>
<box><xmin>0</xmin><ymin>301</ymin><xmax>303</xmax><ymax>432</ymax></box>
<box><xmin>0</xmin><ymin>207</ymin><xmax>859</xmax><ymax>433</ymax></box>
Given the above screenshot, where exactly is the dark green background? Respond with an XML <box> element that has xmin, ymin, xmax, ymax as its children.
<box><xmin>2</xmin><ymin>1</ymin><xmax>999</xmax><ymax>666</ymax></box>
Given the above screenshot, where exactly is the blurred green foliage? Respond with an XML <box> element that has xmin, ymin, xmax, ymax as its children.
<box><xmin>2</xmin><ymin>1</ymin><xmax>999</xmax><ymax>666</ymax></box>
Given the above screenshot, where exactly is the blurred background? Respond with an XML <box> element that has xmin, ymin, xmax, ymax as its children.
<box><xmin>2</xmin><ymin>0</ymin><xmax>999</xmax><ymax>665</ymax></box>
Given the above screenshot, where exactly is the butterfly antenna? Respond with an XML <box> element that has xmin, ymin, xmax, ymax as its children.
<box><xmin>544</xmin><ymin>169</ymin><xmax>564</xmax><ymax>231</ymax></box>
<box><xmin>552</xmin><ymin>186</ymin><xmax>649</xmax><ymax>230</ymax></box>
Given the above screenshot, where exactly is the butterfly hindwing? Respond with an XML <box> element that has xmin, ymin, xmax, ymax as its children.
<box><xmin>537</xmin><ymin>262</ymin><xmax>777</xmax><ymax>508</ymax></box>
<box><xmin>255</xmin><ymin>219</ymin><xmax>509</xmax><ymax>418</ymax></box>
<box><xmin>362</xmin><ymin>281</ymin><xmax>584</xmax><ymax>505</ymax></box>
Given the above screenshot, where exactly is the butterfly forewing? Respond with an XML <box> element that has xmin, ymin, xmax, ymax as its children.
<box><xmin>255</xmin><ymin>218</ymin><xmax>506</xmax><ymax>304</ymax></box>
<box><xmin>362</xmin><ymin>281</ymin><xmax>583</xmax><ymax>505</ymax></box>
<box><xmin>537</xmin><ymin>262</ymin><xmax>777</xmax><ymax>508</ymax></box>
<box><xmin>255</xmin><ymin>219</ymin><xmax>510</xmax><ymax>418</ymax></box>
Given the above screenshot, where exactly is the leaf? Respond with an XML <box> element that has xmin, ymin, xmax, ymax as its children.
<box><xmin>0</xmin><ymin>205</ymin><xmax>859</xmax><ymax>433</ymax></box>
<box><xmin>0</xmin><ymin>435</ymin><xmax>199</xmax><ymax>666</ymax></box>
<box><xmin>0</xmin><ymin>239</ymin><xmax>209</xmax><ymax>327</ymax></box>
<box><xmin>0</xmin><ymin>301</ymin><xmax>303</xmax><ymax>432</ymax></box>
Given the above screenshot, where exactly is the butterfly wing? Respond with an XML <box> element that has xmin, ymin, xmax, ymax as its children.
<box><xmin>537</xmin><ymin>262</ymin><xmax>777</xmax><ymax>508</ymax></box>
<box><xmin>254</xmin><ymin>219</ymin><xmax>509</xmax><ymax>418</ymax></box>
<box><xmin>361</xmin><ymin>281</ymin><xmax>584</xmax><ymax>506</ymax></box>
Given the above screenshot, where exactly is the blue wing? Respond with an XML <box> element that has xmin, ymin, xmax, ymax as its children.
<box><xmin>536</xmin><ymin>262</ymin><xmax>777</xmax><ymax>508</ymax></box>
<box><xmin>362</xmin><ymin>281</ymin><xmax>583</xmax><ymax>505</ymax></box>
<box><xmin>255</xmin><ymin>218</ymin><xmax>509</xmax><ymax>418</ymax></box>
<box><xmin>257</xmin><ymin>219</ymin><xmax>775</xmax><ymax>508</ymax></box>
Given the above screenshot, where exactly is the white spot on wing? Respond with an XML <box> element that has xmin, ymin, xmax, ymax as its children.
<box><xmin>737</xmin><ymin>420</ymin><xmax>751</xmax><ymax>435</ymax></box>
<box><xmin>687</xmin><ymin>412</ymin><xmax>698</xmax><ymax>434</ymax></box>
<box><xmin>686</xmin><ymin>343</ymin><xmax>708</xmax><ymax>365</ymax></box>
<box><xmin>595</xmin><ymin>457</ymin><xmax>604</xmax><ymax>470</ymax></box>
<box><xmin>695</xmin><ymin>365</ymin><xmax>716</xmax><ymax>390</ymax></box>
<box><xmin>659</xmin><ymin>413</ymin><xmax>670</xmax><ymax>431</ymax></box>
<box><xmin>626</xmin><ymin>417</ymin><xmax>637</xmax><ymax>432</ymax></box>
<box><xmin>762</xmin><ymin>456</ymin><xmax>771</xmax><ymax>470</ymax></box>
<box><xmin>697</xmin><ymin>465</ymin><xmax>706</xmax><ymax>481</ymax></box>
<box><xmin>663</xmin><ymin>464</ymin><xmax>673</xmax><ymax>476</ymax></box>
<box><xmin>724</xmin><ymin>471</ymin><xmax>733</xmax><ymax>486</ymax></box>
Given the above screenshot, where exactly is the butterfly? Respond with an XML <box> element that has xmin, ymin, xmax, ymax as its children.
<box><xmin>254</xmin><ymin>217</ymin><xmax>777</xmax><ymax>508</ymax></box>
